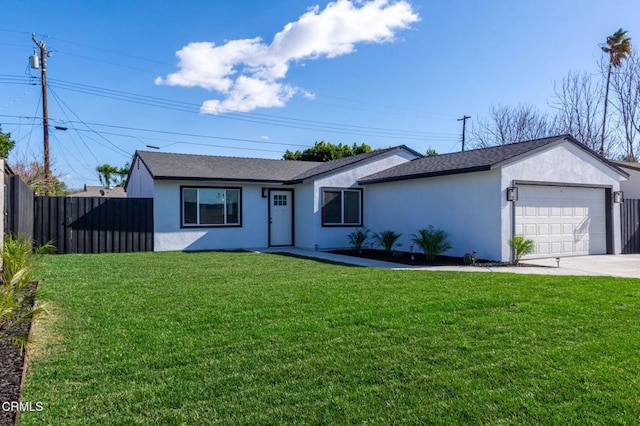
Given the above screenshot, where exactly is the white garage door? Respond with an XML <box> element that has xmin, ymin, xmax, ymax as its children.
<box><xmin>515</xmin><ymin>185</ymin><xmax>607</xmax><ymax>258</ymax></box>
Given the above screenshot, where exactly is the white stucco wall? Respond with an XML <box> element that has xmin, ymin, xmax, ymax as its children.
<box><xmin>126</xmin><ymin>157</ymin><xmax>155</xmax><ymax>198</ymax></box>
<box><xmin>365</xmin><ymin>170</ymin><xmax>503</xmax><ymax>260</ymax></box>
<box><xmin>293</xmin><ymin>183</ymin><xmax>315</xmax><ymax>249</ymax></box>
<box><xmin>500</xmin><ymin>141</ymin><xmax>625</xmax><ymax>260</ymax></box>
<box><xmin>153</xmin><ymin>181</ymin><xmax>271</xmax><ymax>251</ymax></box>
<box><xmin>310</xmin><ymin>150</ymin><xmax>418</xmax><ymax>250</ymax></box>
<box><xmin>146</xmin><ymin>149</ymin><xmax>423</xmax><ymax>252</ymax></box>
<box><xmin>619</xmin><ymin>166</ymin><xmax>640</xmax><ymax>198</ymax></box>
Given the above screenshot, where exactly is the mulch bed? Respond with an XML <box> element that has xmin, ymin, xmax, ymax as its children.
<box><xmin>0</xmin><ymin>322</ymin><xmax>29</xmax><ymax>426</ymax></box>
<box><xmin>331</xmin><ymin>249</ymin><xmax>546</xmax><ymax>268</ymax></box>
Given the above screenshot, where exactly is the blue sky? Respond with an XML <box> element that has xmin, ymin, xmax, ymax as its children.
<box><xmin>1</xmin><ymin>0</ymin><xmax>640</xmax><ymax>189</ymax></box>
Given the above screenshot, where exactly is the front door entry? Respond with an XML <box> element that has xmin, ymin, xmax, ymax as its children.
<box><xmin>269</xmin><ymin>190</ymin><xmax>293</xmax><ymax>246</ymax></box>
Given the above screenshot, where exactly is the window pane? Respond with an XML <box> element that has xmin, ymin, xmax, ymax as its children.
<box><xmin>199</xmin><ymin>189</ymin><xmax>225</xmax><ymax>224</ymax></box>
<box><xmin>323</xmin><ymin>191</ymin><xmax>342</xmax><ymax>224</ymax></box>
<box><xmin>183</xmin><ymin>189</ymin><xmax>198</xmax><ymax>224</ymax></box>
<box><xmin>226</xmin><ymin>189</ymin><xmax>240</xmax><ymax>224</ymax></box>
<box><xmin>344</xmin><ymin>191</ymin><xmax>361</xmax><ymax>224</ymax></box>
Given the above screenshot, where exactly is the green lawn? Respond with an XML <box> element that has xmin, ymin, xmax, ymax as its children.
<box><xmin>21</xmin><ymin>251</ymin><xmax>640</xmax><ymax>424</ymax></box>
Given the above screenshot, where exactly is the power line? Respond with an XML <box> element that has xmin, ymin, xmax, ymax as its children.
<box><xmin>47</xmin><ymin>78</ymin><xmax>458</xmax><ymax>140</ymax></box>
<box><xmin>48</xmin><ymin>87</ymin><xmax>101</xmax><ymax>166</ymax></box>
<box><xmin>0</xmin><ymin>114</ymin><xmax>311</xmax><ymax>148</ymax></box>
<box><xmin>2</xmin><ymin>74</ymin><xmax>460</xmax><ymax>142</ymax></box>
<box><xmin>46</xmin><ymin>87</ymin><xmax>130</xmax><ymax>157</ymax></box>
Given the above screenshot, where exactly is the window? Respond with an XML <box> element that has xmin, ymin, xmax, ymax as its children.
<box><xmin>273</xmin><ymin>194</ymin><xmax>287</xmax><ymax>206</ymax></box>
<box><xmin>322</xmin><ymin>188</ymin><xmax>362</xmax><ymax>226</ymax></box>
<box><xmin>182</xmin><ymin>187</ymin><xmax>241</xmax><ymax>227</ymax></box>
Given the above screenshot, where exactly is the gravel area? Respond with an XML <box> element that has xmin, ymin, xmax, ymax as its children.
<box><xmin>0</xmin><ymin>322</ymin><xmax>29</xmax><ymax>426</ymax></box>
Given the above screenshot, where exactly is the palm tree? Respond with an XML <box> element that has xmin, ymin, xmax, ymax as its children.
<box><xmin>600</xmin><ymin>28</ymin><xmax>632</xmax><ymax>156</ymax></box>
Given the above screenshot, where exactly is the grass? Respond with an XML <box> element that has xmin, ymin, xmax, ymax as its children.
<box><xmin>21</xmin><ymin>251</ymin><xmax>640</xmax><ymax>424</ymax></box>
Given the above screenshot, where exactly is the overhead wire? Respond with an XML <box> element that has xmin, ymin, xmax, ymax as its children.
<box><xmin>48</xmin><ymin>87</ymin><xmax>101</xmax><ymax>175</ymax></box>
<box><xmin>2</xmin><ymin>71</ymin><xmax>459</xmax><ymax>143</ymax></box>
<box><xmin>50</xmin><ymin>131</ymin><xmax>95</xmax><ymax>182</ymax></box>
<box><xmin>0</xmin><ymin>114</ymin><xmax>312</xmax><ymax>149</ymax></box>
<box><xmin>1</xmin><ymin>29</ymin><xmax>462</xmax><ymax>168</ymax></box>
<box><xmin>49</xmin><ymin>79</ymin><xmax>459</xmax><ymax>141</ymax></box>
<box><xmin>47</xmin><ymin>86</ymin><xmax>130</xmax><ymax>158</ymax></box>
<box><xmin>1</xmin><ymin>28</ymin><xmax>462</xmax><ymax>137</ymax></box>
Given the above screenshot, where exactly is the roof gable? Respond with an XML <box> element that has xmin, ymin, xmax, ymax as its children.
<box><xmin>359</xmin><ymin>135</ymin><xmax>628</xmax><ymax>184</ymax></box>
<box><xmin>288</xmin><ymin>145</ymin><xmax>421</xmax><ymax>182</ymax></box>
<box><xmin>132</xmin><ymin>145</ymin><xmax>420</xmax><ymax>184</ymax></box>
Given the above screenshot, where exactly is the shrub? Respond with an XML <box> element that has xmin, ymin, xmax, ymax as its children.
<box><xmin>411</xmin><ymin>226</ymin><xmax>452</xmax><ymax>262</ymax></box>
<box><xmin>463</xmin><ymin>252</ymin><xmax>478</xmax><ymax>265</ymax></box>
<box><xmin>0</xmin><ymin>234</ymin><xmax>53</xmax><ymax>350</ymax></box>
<box><xmin>347</xmin><ymin>228</ymin><xmax>370</xmax><ymax>251</ymax></box>
<box><xmin>372</xmin><ymin>230</ymin><xmax>402</xmax><ymax>253</ymax></box>
<box><xmin>509</xmin><ymin>235</ymin><xmax>535</xmax><ymax>264</ymax></box>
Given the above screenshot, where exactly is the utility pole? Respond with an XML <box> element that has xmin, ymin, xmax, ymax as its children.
<box><xmin>31</xmin><ymin>33</ymin><xmax>51</xmax><ymax>196</ymax></box>
<box><xmin>457</xmin><ymin>115</ymin><xmax>471</xmax><ymax>152</ymax></box>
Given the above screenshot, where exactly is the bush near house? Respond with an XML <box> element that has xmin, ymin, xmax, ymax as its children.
<box><xmin>509</xmin><ymin>235</ymin><xmax>535</xmax><ymax>264</ymax></box>
<box><xmin>347</xmin><ymin>227</ymin><xmax>370</xmax><ymax>251</ymax></box>
<box><xmin>372</xmin><ymin>230</ymin><xmax>403</xmax><ymax>253</ymax></box>
<box><xmin>411</xmin><ymin>226</ymin><xmax>452</xmax><ymax>262</ymax></box>
<box><xmin>0</xmin><ymin>234</ymin><xmax>52</xmax><ymax>350</ymax></box>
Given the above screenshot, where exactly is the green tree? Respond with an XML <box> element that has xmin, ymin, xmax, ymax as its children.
<box><xmin>11</xmin><ymin>159</ymin><xmax>69</xmax><ymax>195</ymax></box>
<box><xmin>96</xmin><ymin>162</ymin><xmax>130</xmax><ymax>187</ymax></box>
<box><xmin>0</xmin><ymin>125</ymin><xmax>16</xmax><ymax>159</ymax></box>
<box><xmin>284</xmin><ymin>141</ymin><xmax>372</xmax><ymax>162</ymax></box>
<box><xmin>425</xmin><ymin>147</ymin><xmax>438</xmax><ymax>157</ymax></box>
<box><xmin>600</xmin><ymin>28</ymin><xmax>632</xmax><ymax>156</ymax></box>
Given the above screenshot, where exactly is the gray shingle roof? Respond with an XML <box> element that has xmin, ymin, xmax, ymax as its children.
<box><xmin>613</xmin><ymin>160</ymin><xmax>640</xmax><ymax>172</ymax></box>
<box><xmin>71</xmin><ymin>185</ymin><xmax>127</xmax><ymax>197</ymax></box>
<box><xmin>287</xmin><ymin>146</ymin><xmax>420</xmax><ymax>182</ymax></box>
<box><xmin>134</xmin><ymin>145</ymin><xmax>419</xmax><ymax>184</ymax></box>
<box><xmin>359</xmin><ymin>135</ymin><xmax>626</xmax><ymax>184</ymax></box>
<box><xmin>136</xmin><ymin>151</ymin><xmax>322</xmax><ymax>183</ymax></box>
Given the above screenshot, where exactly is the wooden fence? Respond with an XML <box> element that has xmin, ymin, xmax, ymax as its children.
<box><xmin>5</xmin><ymin>175</ymin><xmax>35</xmax><ymax>240</ymax></box>
<box><xmin>621</xmin><ymin>199</ymin><xmax>640</xmax><ymax>254</ymax></box>
<box><xmin>33</xmin><ymin>196</ymin><xmax>153</xmax><ymax>254</ymax></box>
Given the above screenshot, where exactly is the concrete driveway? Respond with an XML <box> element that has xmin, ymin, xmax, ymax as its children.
<box><xmin>522</xmin><ymin>255</ymin><xmax>640</xmax><ymax>279</ymax></box>
<box><xmin>400</xmin><ymin>255</ymin><xmax>640</xmax><ymax>278</ymax></box>
<box><xmin>259</xmin><ymin>248</ymin><xmax>640</xmax><ymax>278</ymax></box>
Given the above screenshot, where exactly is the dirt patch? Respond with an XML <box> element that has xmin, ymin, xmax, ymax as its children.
<box><xmin>0</xmin><ymin>322</ymin><xmax>29</xmax><ymax>426</ymax></box>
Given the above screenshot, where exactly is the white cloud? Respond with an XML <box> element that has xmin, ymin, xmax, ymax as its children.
<box><xmin>156</xmin><ymin>0</ymin><xmax>419</xmax><ymax>114</ymax></box>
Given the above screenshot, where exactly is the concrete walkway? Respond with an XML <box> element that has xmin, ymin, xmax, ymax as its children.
<box><xmin>255</xmin><ymin>247</ymin><xmax>640</xmax><ymax>279</ymax></box>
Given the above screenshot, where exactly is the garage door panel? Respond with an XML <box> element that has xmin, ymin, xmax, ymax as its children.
<box><xmin>515</xmin><ymin>185</ymin><xmax>606</xmax><ymax>258</ymax></box>
<box><xmin>538</xmin><ymin>223</ymin><xmax>549</xmax><ymax>235</ymax></box>
<box><xmin>538</xmin><ymin>242</ymin><xmax>550</xmax><ymax>255</ymax></box>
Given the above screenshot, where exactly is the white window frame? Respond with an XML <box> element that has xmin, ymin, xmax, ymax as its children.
<box><xmin>321</xmin><ymin>188</ymin><xmax>362</xmax><ymax>227</ymax></box>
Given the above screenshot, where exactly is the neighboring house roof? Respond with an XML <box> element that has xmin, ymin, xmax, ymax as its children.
<box><xmin>613</xmin><ymin>160</ymin><xmax>640</xmax><ymax>172</ymax></box>
<box><xmin>359</xmin><ymin>135</ymin><xmax>628</xmax><ymax>185</ymax></box>
<box><xmin>133</xmin><ymin>145</ymin><xmax>420</xmax><ymax>184</ymax></box>
<box><xmin>71</xmin><ymin>185</ymin><xmax>127</xmax><ymax>197</ymax></box>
